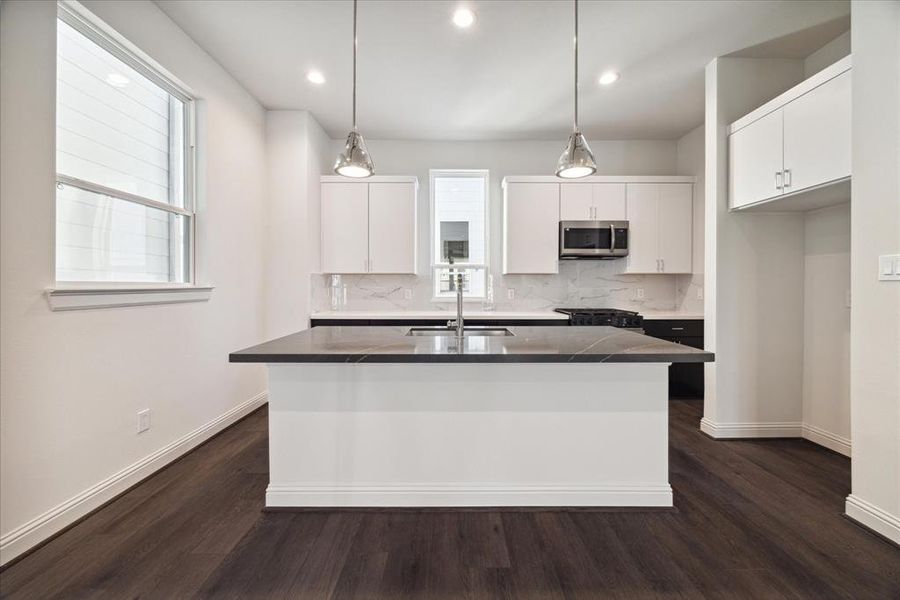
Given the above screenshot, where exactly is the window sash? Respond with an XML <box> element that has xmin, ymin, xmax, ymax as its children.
<box><xmin>55</xmin><ymin>2</ymin><xmax>197</xmax><ymax>287</ymax></box>
<box><xmin>429</xmin><ymin>169</ymin><xmax>490</xmax><ymax>300</ymax></box>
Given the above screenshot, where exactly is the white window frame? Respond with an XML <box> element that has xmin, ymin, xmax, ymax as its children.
<box><xmin>48</xmin><ymin>1</ymin><xmax>210</xmax><ymax>309</ymax></box>
<box><xmin>429</xmin><ymin>169</ymin><xmax>490</xmax><ymax>302</ymax></box>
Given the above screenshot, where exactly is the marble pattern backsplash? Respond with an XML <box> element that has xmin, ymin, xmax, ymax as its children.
<box><xmin>312</xmin><ymin>261</ymin><xmax>704</xmax><ymax>314</ymax></box>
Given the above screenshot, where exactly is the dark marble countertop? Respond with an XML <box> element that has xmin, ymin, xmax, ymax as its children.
<box><xmin>230</xmin><ymin>326</ymin><xmax>715</xmax><ymax>364</ymax></box>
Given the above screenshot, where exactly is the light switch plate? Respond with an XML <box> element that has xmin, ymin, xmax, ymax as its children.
<box><xmin>878</xmin><ymin>255</ymin><xmax>900</xmax><ymax>281</ymax></box>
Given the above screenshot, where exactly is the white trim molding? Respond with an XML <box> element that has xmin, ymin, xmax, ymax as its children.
<box><xmin>845</xmin><ymin>495</ymin><xmax>900</xmax><ymax>545</ymax></box>
<box><xmin>46</xmin><ymin>286</ymin><xmax>214</xmax><ymax>311</ymax></box>
<box><xmin>266</xmin><ymin>483</ymin><xmax>673</xmax><ymax>508</ymax></box>
<box><xmin>0</xmin><ymin>391</ymin><xmax>267</xmax><ymax>566</ymax></box>
<box><xmin>801</xmin><ymin>424</ymin><xmax>851</xmax><ymax>457</ymax></box>
<box><xmin>700</xmin><ymin>418</ymin><xmax>803</xmax><ymax>438</ymax></box>
<box><xmin>700</xmin><ymin>419</ymin><xmax>852</xmax><ymax>457</ymax></box>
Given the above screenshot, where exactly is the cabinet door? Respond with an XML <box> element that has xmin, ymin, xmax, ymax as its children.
<box><xmin>624</xmin><ymin>184</ymin><xmax>660</xmax><ymax>274</ymax></box>
<box><xmin>559</xmin><ymin>183</ymin><xmax>593</xmax><ymax>220</ymax></box>
<box><xmin>729</xmin><ymin>109</ymin><xmax>784</xmax><ymax>209</ymax></box>
<box><xmin>321</xmin><ymin>182</ymin><xmax>369</xmax><ymax>273</ymax></box>
<box><xmin>593</xmin><ymin>184</ymin><xmax>626</xmax><ymax>220</ymax></box>
<box><xmin>657</xmin><ymin>184</ymin><xmax>693</xmax><ymax>273</ymax></box>
<box><xmin>783</xmin><ymin>70</ymin><xmax>851</xmax><ymax>193</ymax></box>
<box><xmin>368</xmin><ymin>182</ymin><xmax>416</xmax><ymax>274</ymax></box>
<box><xmin>503</xmin><ymin>183</ymin><xmax>559</xmax><ymax>274</ymax></box>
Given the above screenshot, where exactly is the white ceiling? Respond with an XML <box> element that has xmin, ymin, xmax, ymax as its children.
<box><xmin>155</xmin><ymin>0</ymin><xmax>850</xmax><ymax>141</ymax></box>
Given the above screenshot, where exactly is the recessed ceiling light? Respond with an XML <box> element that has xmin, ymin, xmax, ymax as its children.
<box><xmin>453</xmin><ymin>8</ymin><xmax>475</xmax><ymax>28</ymax></box>
<box><xmin>307</xmin><ymin>70</ymin><xmax>326</xmax><ymax>85</ymax></box>
<box><xmin>106</xmin><ymin>73</ymin><xmax>130</xmax><ymax>88</ymax></box>
<box><xmin>598</xmin><ymin>71</ymin><xmax>620</xmax><ymax>86</ymax></box>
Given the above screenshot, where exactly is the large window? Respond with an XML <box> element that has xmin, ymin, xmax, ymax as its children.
<box><xmin>55</xmin><ymin>7</ymin><xmax>195</xmax><ymax>285</ymax></box>
<box><xmin>430</xmin><ymin>170</ymin><xmax>488</xmax><ymax>300</ymax></box>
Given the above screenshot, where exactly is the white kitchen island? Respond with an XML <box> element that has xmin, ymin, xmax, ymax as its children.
<box><xmin>230</xmin><ymin>326</ymin><xmax>713</xmax><ymax>508</ymax></box>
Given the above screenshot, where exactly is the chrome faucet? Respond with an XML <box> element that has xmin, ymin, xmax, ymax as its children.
<box><xmin>447</xmin><ymin>273</ymin><xmax>464</xmax><ymax>338</ymax></box>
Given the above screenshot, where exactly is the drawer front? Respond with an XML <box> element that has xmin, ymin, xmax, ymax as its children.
<box><xmin>312</xmin><ymin>318</ymin><xmax>567</xmax><ymax>328</ymax></box>
<box><xmin>643</xmin><ymin>319</ymin><xmax>703</xmax><ymax>338</ymax></box>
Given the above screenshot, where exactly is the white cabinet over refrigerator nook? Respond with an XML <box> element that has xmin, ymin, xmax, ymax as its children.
<box><xmin>321</xmin><ymin>176</ymin><xmax>418</xmax><ymax>274</ymax></box>
<box><xmin>729</xmin><ymin>56</ymin><xmax>851</xmax><ymax>212</ymax></box>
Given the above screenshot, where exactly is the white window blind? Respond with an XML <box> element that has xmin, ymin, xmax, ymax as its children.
<box><xmin>430</xmin><ymin>170</ymin><xmax>489</xmax><ymax>300</ymax></box>
<box><xmin>55</xmin><ymin>13</ymin><xmax>194</xmax><ymax>284</ymax></box>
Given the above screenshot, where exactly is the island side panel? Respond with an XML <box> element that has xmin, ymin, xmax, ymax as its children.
<box><xmin>266</xmin><ymin>362</ymin><xmax>671</xmax><ymax>507</ymax></box>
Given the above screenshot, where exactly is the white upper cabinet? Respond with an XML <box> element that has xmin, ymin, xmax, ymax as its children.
<box><xmin>783</xmin><ymin>69</ymin><xmax>851</xmax><ymax>193</ymax></box>
<box><xmin>657</xmin><ymin>184</ymin><xmax>693</xmax><ymax>274</ymax></box>
<box><xmin>321</xmin><ymin>177</ymin><xmax>417</xmax><ymax>274</ymax></box>
<box><xmin>559</xmin><ymin>184</ymin><xmax>593</xmax><ymax>220</ymax></box>
<box><xmin>503</xmin><ymin>182</ymin><xmax>559</xmax><ymax>274</ymax></box>
<box><xmin>729</xmin><ymin>109</ymin><xmax>784</xmax><ymax>210</ymax></box>
<box><xmin>625</xmin><ymin>183</ymin><xmax>693</xmax><ymax>274</ymax></box>
<box><xmin>560</xmin><ymin>183</ymin><xmax>626</xmax><ymax>220</ymax></box>
<box><xmin>321</xmin><ymin>182</ymin><xmax>369</xmax><ymax>274</ymax></box>
<box><xmin>368</xmin><ymin>183</ymin><xmax>417</xmax><ymax>274</ymax></box>
<box><xmin>624</xmin><ymin>184</ymin><xmax>659</xmax><ymax>273</ymax></box>
<box><xmin>729</xmin><ymin>57</ymin><xmax>851</xmax><ymax>211</ymax></box>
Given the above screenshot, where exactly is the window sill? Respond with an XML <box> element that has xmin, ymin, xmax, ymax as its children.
<box><xmin>46</xmin><ymin>285</ymin><xmax>214</xmax><ymax>311</ymax></box>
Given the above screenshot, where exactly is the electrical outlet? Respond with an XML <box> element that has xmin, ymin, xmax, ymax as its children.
<box><xmin>507</xmin><ymin>288</ymin><xmax>515</xmax><ymax>300</ymax></box>
<box><xmin>636</xmin><ymin>288</ymin><xmax>645</xmax><ymax>300</ymax></box>
<box><xmin>697</xmin><ymin>288</ymin><xmax>704</xmax><ymax>301</ymax></box>
<box><xmin>138</xmin><ymin>409</ymin><xmax>151</xmax><ymax>434</ymax></box>
<box><xmin>403</xmin><ymin>288</ymin><xmax>413</xmax><ymax>300</ymax></box>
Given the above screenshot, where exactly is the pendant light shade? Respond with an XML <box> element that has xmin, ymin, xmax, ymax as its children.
<box><xmin>556</xmin><ymin>131</ymin><xmax>596</xmax><ymax>178</ymax></box>
<box><xmin>556</xmin><ymin>0</ymin><xmax>596</xmax><ymax>179</ymax></box>
<box><xmin>335</xmin><ymin>130</ymin><xmax>374</xmax><ymax>178</ymax></box>
<box><xmin>334</xmin><ymin>0</ymin><xmax>374</xmax><ymax>178</ymax></box>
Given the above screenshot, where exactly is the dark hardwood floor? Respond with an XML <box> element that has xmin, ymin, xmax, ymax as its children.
<box><xmin>2</xmin><ymin>399</ymin><xmax>898</xmax><ymax>599</ymax></box>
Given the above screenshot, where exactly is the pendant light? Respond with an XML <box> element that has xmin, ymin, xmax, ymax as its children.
<box><xmin>556</xmin><ymin>0</ymin><xmax>596</xmax><ymax>179</ymax></box>
<box><xmin>334</xmin><ymin>0</ymin><xmax>375</xmax><ymax>178</ymax></box>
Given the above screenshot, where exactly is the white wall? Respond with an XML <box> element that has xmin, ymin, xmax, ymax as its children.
<box><xmin>703</xmin><ymin>57</ymin><xmax>807</xmax><ymax>432</ymax></box>
<box><xmin>264</xmin><ymin>111</ymin><xmax>331</xmax><ymax>339</ymax></box>
<box><xmin>312</xmin><ymin>138</ymin><xmax>692</xmax><ymax>313</ymax></box>
<box><xmin>0</xmin><ymin>0</ymin><xmax>269</xmax><ymax>564</ymax></box>
<box><xmin>802</xmin><ymin>203</ymin><xmax>851</xmax><ymax>454</ymax></box>
<box><xmin>845</xmin><ymin>0</ymin><xmax>900</xmax><ymax>544</ymax></box>
<box><xmin>675</xmin><ymin>124</ymin><xmax>705</xmax><ymax>314</ymax></box>
<box><xmin>804</xmin><ymin>30</ymin><xmax>851</xmax><ymax>78</ymax></box>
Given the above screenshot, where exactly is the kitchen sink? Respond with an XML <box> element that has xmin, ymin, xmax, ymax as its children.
<box><xmin>406</xmin><ymin>326</ymin><xmax>515</xmax><ymax>337</ymax></box>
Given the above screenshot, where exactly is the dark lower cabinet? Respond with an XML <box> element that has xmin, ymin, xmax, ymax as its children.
<box><xmin>642</xmin><ymin>319</ymin><xmax>705</xmax><ymax>399</ymax></box>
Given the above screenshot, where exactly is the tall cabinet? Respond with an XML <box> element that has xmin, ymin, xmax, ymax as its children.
<box><xmin>321</xmin><ymin>176</ymin><xmax>417</xmax><ymax>274</ymax></box>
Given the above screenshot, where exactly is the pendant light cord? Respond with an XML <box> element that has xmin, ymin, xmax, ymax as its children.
<box><xmin>573</xmin><ymin>0</ymin><xmax>578</xmax><ymax>133</ymax></box>
<box><xmin>352</xmin><ymin>0</ymin><xmax>358</xmax><ymax>131</ymax></box>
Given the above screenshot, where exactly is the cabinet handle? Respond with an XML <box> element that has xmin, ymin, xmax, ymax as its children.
<box><xmin>662</xmin><ymin>259</ymin><xmax>665</xmax><ymax>272</ymax></box>
<box><xmin>656</xmin><ymin>259</ymin><xmax>660</xmax><ymax>272</ymax></box>
<box><xmin>775</xmin><ymin>171</ymin><xmax>783</xmax><ymax>190</ymax></box>
<box><xmin>783</xmin><ymin>169</ymin><xmax>791</xmax><ymax>189</ymax></box>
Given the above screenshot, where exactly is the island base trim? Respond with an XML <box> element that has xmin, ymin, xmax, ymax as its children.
<box><xmin>266</xmin><ymin>483</ymin><xmax>673</xmax><ymax>508</ymax></box>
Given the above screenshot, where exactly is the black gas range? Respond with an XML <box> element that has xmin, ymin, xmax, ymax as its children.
<box><xmin>554</xmin><ymin>308</ymin><xmax>644</xmax><ymax>331</ymax></box>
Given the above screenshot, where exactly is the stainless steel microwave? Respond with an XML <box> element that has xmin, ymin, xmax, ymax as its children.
<box><xmin>559</xmin><ymin>220</ymin><xmax>629</xmax><ymax>259</ymax></box>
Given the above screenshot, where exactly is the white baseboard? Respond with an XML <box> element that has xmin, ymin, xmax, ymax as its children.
<box><xmin>846</xmin><ymin>495</ymin><xmax>900</xmax><ymax>545</ymax></box>
<box><xmin>266</xmin><ymin>483</ymin><xmax>673</xmax><ymax>508</ymax></box>
<box><xmin>699</xmin><ymin>418</ymin><xmax>852</xmax><ymax>456</ymax></box>
<box><xmin>700</xmin><ymin>417</ymin><xmax>803</xmax><ymax>438</ymax></box>
<box><xmin>0</xmin><ymin>391</ymin><xmax>268</xmax><ymax>567</ymax></box>
<box><xmin>802</xmin><ymin>424</ymin><xmax>851</xmax><ymax>456</ymax></box>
